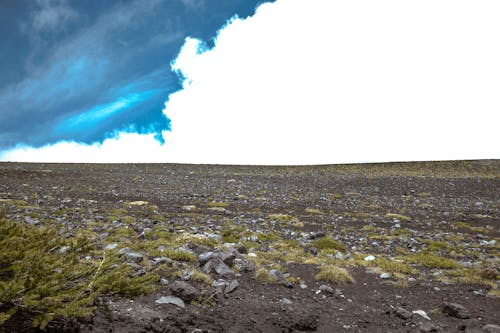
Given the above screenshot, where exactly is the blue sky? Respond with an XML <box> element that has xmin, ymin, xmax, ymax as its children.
<box><xmin>1</xmin><ymin>0</ymin><xmax>499</xmax><ymax>164</ymax></box>
<box><xmin>0</xmin><ymin>0</ymin><xmax>266</xmax><ymax>149</ymax></box>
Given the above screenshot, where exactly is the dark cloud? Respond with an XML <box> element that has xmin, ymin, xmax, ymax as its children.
<box><xmin>0</xmin><ymin>0</ymin><xmax>268</xmax><ymax>150</ymax></box>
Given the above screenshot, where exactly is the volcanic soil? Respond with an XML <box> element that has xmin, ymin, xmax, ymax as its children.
<box><xmin>0</xmin><ymin>161</ymin><xmax>499</xmax><ymax>333</ymax></box>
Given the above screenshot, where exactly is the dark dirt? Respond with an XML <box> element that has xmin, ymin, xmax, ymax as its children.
<box><xmin>0</xmin><ymin>161</ymin><xmax>499</xmax><ymax>333</ymax></box>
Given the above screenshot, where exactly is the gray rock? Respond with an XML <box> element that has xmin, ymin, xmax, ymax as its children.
<box><xmin>380</xmin><ymin>273</ymin><xmax>392</xmax><ymax>279</ymax></box>
<box><xmin>170</xmin><ymin>280</ymin><xmax>199</xmax><ymax>302</ymax></box>
<box><xmin>419</xmin><ymin>321</ymin><xmax>438</xmax><ymax>332</ymax></box>
<box><xmin>104</xmin><ymin>243</ymin><xmax>118</xmax><ymax>250</ymax></box>
<box><xmin>280</xmin><ymin>298</ymin><xmax>293</xmax><ymax>305</ymax></box>
<box><xmin>155</xmin><ymin>296</ymin><xmax>185</xmax><ymax>308</ymax></box>
<box><xmin>318</xmin><ymin>284</ymin><xmax>334</xmax><ymax>294</ymax></box>
<box><xmin>125</xmin><ymin>252</ymin><xmax>144</xmax><ymax>263</ymax></box>
<box><xmin>181</xmin><ymin>270</ymin><xmax>193</xmax><ymax>281</ymax></box>
<box><xmin>233</xmin><ymin>258</ymin><xmax>255</xmax><ymax>272</ymax></box>
<box><xmin>152</xmin><ymin>257</ymin><xmax>172</xmax><ymax>265</ymax></box>
<box><xmin>269</xmin><ymin>269</ymin><xmax>292</xmax><ymax>288</ymax></box>
<box><xmin>225</xmin><ymin>279</ymin><xmax>239</xmax><ymax>294</ymax></box>
<box><xmin>203</xmin><ymin>257</ymin><xmax>234</xmax><ymax>276</ymax></box>
<box><xmin>483</xmin><ymin>324</ymin><xmax>500</xmax><ymax>333</ymax></box>
<box><xmin>394</xmin><ymin>307</ymin><xmax>412</xmax><ymax>320</ymax></box>
<box><xmin>442</xmin><ymin>302</ymin><xmax>470</xmax><ymax>319</ymax></box>
<box><xmin>199</xmin><ymin>251</ymin><xmax>215</xmax><ymax>264</ymax></box>
<box><xmin>309</xmin><ymin>247</ymin><xmax>318</xmax><ymax>255</ymax></box>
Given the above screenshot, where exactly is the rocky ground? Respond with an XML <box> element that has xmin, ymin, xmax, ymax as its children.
<box><xmin>0</xmin><ymin>161</ymin><xmax>499</xmax><ymax>333</ymax></box>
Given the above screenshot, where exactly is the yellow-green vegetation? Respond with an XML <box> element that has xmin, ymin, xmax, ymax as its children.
<box><xmin>407</xmin><ymin>253</ymin><xmax>461</xmax><ymax>269</ymax></box>
<box><xmin>190</xmin><ymin>269</ymin><xmax>213</xmax><ymax>285</ymax></box>
<box><xmin>310</xmin><ymin>237</ymin><xmax>346</xmax><ymax>252</ymax></box>
<box><xmin>220</xmin><ymin>229</ymin><xmax>241</xmax><ymax>243</ymax></box>
<box><xmin>453</xmin><ymin>221</ymin><xmax>490</xmax><ymax>233</ymax></box>
<box><xmin>315</xmin><ymin>265</ymin><xmax>355</xmax><ymax>284</ymax></box>
<box><xmin>208</xmin><ymin>201</ymin><xmax>229</xmax><ymax>208</ymax></box>
<box><xmin>385</xmin><ymin>213</ymin><xmax>411</xmax><ymax>221</ymax></box>
<box><xmin>371</xmin><ymin>257</ymin><xmax>416</xmax><ymax>278</ymax></box>
<box><xmin>268</xmin><ymin>213</ymin><xmax>303</xmax><ymax>228</ymax></box>
<box><xmin>442</xmin><ymin>268</ymin><xmax>497</xmax><ymax>288</ymax></box>
<box><xmin>255</xmin><ymin>269</ymin><xmax>276</xmax><ymax>283</ymax></box>
<box><xmin>0</xmin><ymin>220</ymin><xmax>158</xmax><ymax>329</ymax></box>
<box><xmin>268</xmin><ymin>213</ymin><xmax>296</xmax><ymax>221</ymax></box>
<box><xmin>305</xmin><ymin>208</ymin><xmax>324</xmax><ymax>215</ymax></box>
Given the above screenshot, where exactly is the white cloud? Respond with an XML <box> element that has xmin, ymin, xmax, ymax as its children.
<box><xmin>162</xmin><ymin>0</ymin><xmax>500</xmax><ymax>164</ymax></box>
<box><xmin>0</xmin><ymin>133</ymin><xmax>168</xmax><ymax>163</ymax></box>
<box><xmin>3</xmin><ymin>0</ymin><xmax>500</xmax><ymax>164</ymax></box>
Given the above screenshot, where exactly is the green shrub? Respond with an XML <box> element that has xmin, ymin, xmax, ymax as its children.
<box><xmin>0</xmin><ymin>219</ymin><xmax>157</xmax><ymax>329</ymax></box>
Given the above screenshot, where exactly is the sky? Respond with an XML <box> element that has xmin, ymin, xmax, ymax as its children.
<box><xmin>1</xmin><ymin>0</ymin><xmax>499</xmax><ymax>164</ymax></box>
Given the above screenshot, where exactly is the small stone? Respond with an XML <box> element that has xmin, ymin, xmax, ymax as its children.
<box><xmin>364</xmin><ymin>255</ymin><xmax>376</xmax><ymax>261</ymax></box>
<box><xmin>309</xmin><ymin>247</ymin><xmax>318</xmax><ymax>255</ymax></box>
<box><xmin>225</xmin><ymin>280</ymin><xmax>239</xmax><ymax>294</ymax></box>
<box><xmin>419</xmin><ymin>321</ymin><xmax>438</xmax><ymax>332</ymax></box>
<box><xmin>170</xmin><ymin>281</ymin><xmax>199</xmax><ymax>302</ymax></box>
<box><xmin>233</xmin><ymin>258</ymin><xmax>255</xmax><ymax>272</ymax></box>
<box><xmin>203</xmin><ymin>258</ymin><xmax>234</xmax><ymax>276</ymax></box>
<box><xmin>413</xmin><ymin>310</ymin><xmax>431</xmax><ymax>321</ymax></box>
<box><xmin>160</xmin><ymin>278</ymin><xmax>169</xmax><ymax>286</ymax></box>
<box><xmin>483</xmin><ymin>324</ymin><xmax>500</xmax><ymax>333</ymax></box>
<box><xmin>155</xmin><ymin>296</ymin><xmax>185</xmax><ymax>308</ymax></box>
<box><xmin>280</xmin><ymin>298</ymin><xmax>293</xmax><ymax>305</ymax></box>
<box><xmin>300</xmin><ymin>283</ymin><xmax>308</xmax><ymax>289</ymax></box>
<box><xmin>442</xmin><ymin>301</ymin><xmax>470</xmax><ymax>319</ymax></box>
<box><xmin>181</xmin><ymin>270</ymin><xmax>193</xmax><ymax>281</ymax></box>
<box><xmin>380</xmin><ymin>273</ymin><xmax>392</xmax><ymax>279</ymax></box>
<box><xmin>394</xmin><ymin>307</ymin><xmax>412</xmax><ymax>320</ymax></box>
<box><xmin>126</xmin><ymin>252</ymin><xmax>144</xmax><ymax>263</ymax></box>
<box><xmin>318</xmin><ymin>284</ymin><xmax>334</xmax><ymax>294</ymax></box>
<box><xmin>105</xmin><ymin>243</ymin><xmax>118</xmax><ymax>250</ymax></box>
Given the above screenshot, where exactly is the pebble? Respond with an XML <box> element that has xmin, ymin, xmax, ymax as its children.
<box><xmin>419</xmin><ymin>321</ymin><xmax>438</xmax><ymax>332</ymax></box>
<box><xmin>413</xmin><ymin>310</ymin><xmax>431</xmax><ymax>321</ymax></box>
<box><xmin>280</xmin><ymin>298</ymin><xmax>293</xmax><ymax>305</ymax></box>
<box><xmin>170</xmin><ymin>281</ymin><xmax>199</xmax><ymax>302</ymax></box>
<box><xmin>483</xmin><ymin>324</ymin><xmax>500</xmax><ymax>333</ymax></box>
<box><xmin>364</xmin><ymin>255</ymin><xmax>376</xmax><ymax>261</ymax></box>
<box><xmin>379</xmin><ymin>273</ymin><xmax>391</xmax><ymax>279</ymax></box>
<box><xmin>105</xmin><ymin>243</ymin><xmax>118</xmax><ymax>250</ymax></box>
<box><xmin>155</xmin><ymin>296</ymin><xmax>185</xmax><ymax>309</ymax></box>
<box><xmin>394</xmin><ymin>307</ymin><xmax>412</xmax><ymax>320</ymax></box>
<box><xmin>442</xmin><ymin>302</ymin><xmax>470</xmax><ymax>319</ymax></box>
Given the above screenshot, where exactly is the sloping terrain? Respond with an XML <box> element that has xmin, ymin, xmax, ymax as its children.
<box><xmin>0</xmin><ymin>161</ymin><xmax>499</xmax><ymax>333</ymax></box>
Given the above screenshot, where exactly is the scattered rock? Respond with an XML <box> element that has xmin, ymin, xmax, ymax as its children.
<box><xmin>394</xmin><ymin>307</ymin><xmax>412</xmax><ymax>320</ymax></box>
<box><xmin>413</xmin><ymin>310</ymin><xmax>431</xmax><ymax>321</ymax></box>
<box><xmin>379</xmin><ymin>273</ymin><xmax>391</xmax><ymax>279</ymax></box>
<box><xmin>105</xmin><ymin>243</ymin><xmax>118</xmax><ymax>250</ymax></box>
<box><xmin>419</xmin><ymin>321</ymin><xmax>438</xmax><ymax>332</ymax></box>
<box><xmin>442</xmin><ymin>301</ymin><xmax>470</xmax><ymax>319</ymax></box>
<box><xmin>202</xmin><ymin>257</ymin><xmax>234</xmax><ymax>276</ymax></box>
<box><xmin>125</xmin><ymin>252</ymin><xmax>144</xmax><ymax>263</ymax></box>
<box><xmin>364</xmin><ymin>255</ymin><xmax>376</xmax><ymax>261</ymax></box>
<box><xmin>318</xmin><ymin>284</ymin><xmax>334</xmax><ymax>294</ymax></box>
<box><xmin>170</xmin><ymin>281</ymin><xmax>199</xmax><ymax>302</ymax></box>
<box><xmin>155</xmin><ymin>296</ymin><xmax>185</xmax><ymax>309</ymax></box>
<box><xmin>280</xmin><ymin>298</ymin><xmax>293</xmax><ymax>305</ymax></box>
<box><xmin>233</xmin><ymin>258</ymin><xmax>255</xmax><ymax>272</ymax></box>
<box><xmin>225</xmin><ymin>279</ymin><xmax>239</xmax><ymax>294</ymax></box>
<box><xmin>483</xmin><ymin>324</ymin><xmax>500</xmax><ymax>333</ymax></box>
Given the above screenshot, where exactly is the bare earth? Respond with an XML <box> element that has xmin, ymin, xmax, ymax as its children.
<box><xmin>0</xmin><ymin>161</ymin><xmax>499</xmax><ymax>333</ymax></box>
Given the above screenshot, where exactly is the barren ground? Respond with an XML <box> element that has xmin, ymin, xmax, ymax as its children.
<box><xmin>0</xmin><ymin>161</ymin><xmax>499</xmax><ymax>333</ymax></box>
